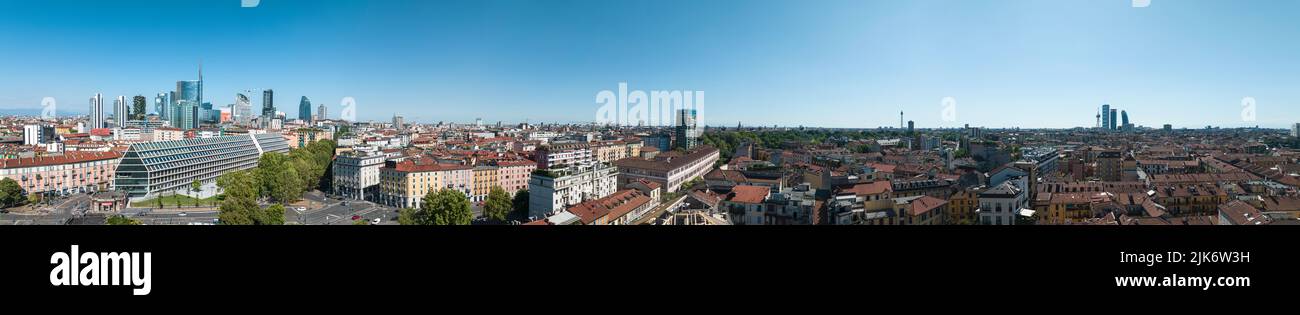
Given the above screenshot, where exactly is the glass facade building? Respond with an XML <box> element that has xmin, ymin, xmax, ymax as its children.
<box><xmin>114</xmin><ymin>133</ymin><xmax>290</xmax><ymax>199</ymax></box>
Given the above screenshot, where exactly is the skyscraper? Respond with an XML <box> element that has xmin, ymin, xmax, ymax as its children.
<box><xmin>1100</xmin><ymin>104</ymin><xmax>1110</xmax><ymax>130</ymax></box>
<box><xmin>155</xmin><ymin>92</ymin><xmax>170</xmax><ymax>117</ymax></box>
<box><xmin>114</xmin><ymin>95</ymin><xmax>127</xmax><ymax>127</ymax></box>
<box><xmin>235</xmin><ymin>93</ymin><xmax>252</xmax><ymax>125</ymax></box>
<box><xmin>1120</xmin><ymin>110</ymin><xmax>1130</xmax><ymax>130</ymax></box>
<box><xmin>299</xmin><ymin>96</ymin><xmax>312</xmax><ymax>121</ymax></box>
<box><xmin>1292</xmin><ymin>123</ymin><xmax>1299</xmax><ymax>138</ymax></box>
<box><xmin>317</xmin><ymin>104</ymin><xmax>327</xmax><ymax>121</ymax></box>
<box><xmin>675</xmin><ymin>109</ymin><xmax>699</xmax><ymax>150</ymax></box>
<box><xmin>88</xmin><ymin>93</ymin><xmax>104</xmax><ymax>130</ymax></box>
<box><xmin>393</xmin><ymin>115</ymin><xmax>405</xmax><ymax>129</ymax></box>
<box><xmin>262</xmin><ymin>89</ymin><xmax>275</xmax><ymax>118</ymax></box>
<box><xmin>1109</xmin><ymin>109</ymin><xmax>1118</xmax><ymax>130</ymax></box>
<box><xmin>132</xmin><ymin>95</ymin><xmax>147</xmax><ymax>121</ymax></box>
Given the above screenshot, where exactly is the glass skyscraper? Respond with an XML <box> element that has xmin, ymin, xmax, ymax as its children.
<box><xmin>299</xmin><ymin>96</ymin><xmax>312</xmax><ymax>121</ymax></box>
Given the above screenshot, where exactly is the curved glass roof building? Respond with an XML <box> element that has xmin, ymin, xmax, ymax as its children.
<box><xmin>114</xmin><ymin>133</ymin><xmax>290</xmax><ymax>199</ymax></box>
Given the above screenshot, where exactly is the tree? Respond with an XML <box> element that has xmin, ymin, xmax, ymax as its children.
<box><xmin>217</xmin><ymin>170</ymin><xmax>260</xmax><ymax>225</ymax></box>
<box><xmin>483</xmin><ymin>186</ymin><xmax>512</xmax><ymax>222</ymax></box>
<box><xmin>511</xmin><ymin>189</ymin><xmax>530</xmax><ymax>219</ymax></box>
<box><xmin>190</xmin><ymin>180</ymin><xmax>202</xmax><ymax>201</ymax></box>
<box><xmin>353</xmin><ymin>218</ymin><xmax>369</xmax><ymax>225</ymax></box>
<box><xmin>403</xmin><ymin>189</ymin><xmax>473</xmax><ymax>225</ymax></box>
<box><xmin>257</xmin><ymin>152</ymin><xmax>302</xmax><ymax>204</ymax></box>
<box><xmin>257</xmin><ymin>204</ymin><xmax>286</xmax><ymax>225</ymax></box>
<box><xmin>397</xmin><ymin>208</ymin><xmax>418</xmax><ymax>225</ymax></box>
<box><xmin>0</xmin><ymin>178</ymin><xmax>23</xmax><ymax>208</ymax></box>
<box><xmin>107</xmin><ymin>215</ymin><xmax>142</xmax><ymax>225</ymax></box>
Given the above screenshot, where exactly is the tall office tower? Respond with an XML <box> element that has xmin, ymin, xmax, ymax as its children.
<box><xmin>177</xmin><ymin>80</ymin><xmax>201</xmax><ymax>107</ymax></box>
<box><xmin>675</xmin><ymin>109</ymin><xmax>699</xmax><ymax>150</ymax></box>
<box><xmin>317</xmin><ymin>104</ymin><xmax>327</xmax><ymax>121</ymax></box>
<box><xmin>235</xmin><ymin>93</ymin><xmax>252</xmax><ymax>124</ymax></box>
<box><xmin>1101</xmin><ymin>104</ymin><xmax>1111</xmax><ymax>130</ymax></box>
<box><xmin>131</xmin><ymin>95</ymin><xmax>147</xmax><ymax>121</ymax></box>
<box><xmin>1109</xmin><ymin>109</ymin><xmax>1118</xmax><ymax>130</ymax></box>
<box><xmin>1120</xmin><ymin>110</ymin><xmax>1130</xmax><ymax>130</ymax></box>
<box><xmin>393</xmin><ymin>115</ymin><xmax>405</xmax><ymax>129</ymax></box>
<box><xmin>178</xmin><ymin>100</ymin><xmax>198</xmax><ymax>129</ymax></box>
<box><xmin>1292</xmin><ymin>123</ymin><xmax>1299</xmax><ymax>138</ymax></box>
<box><xmin>299</xmin><ymin>96</ymin><xmax>312</xmax><ymax>121</ymax></box>
<box><xmin>155</xmin><ymin>92</ymin><xmax>170</xmax><ymax>118</ymax></box>
<box><xmin>89</xmin><ymin>93</ymin><xmax>105</xmax><ymax>129</ymax></box>
<box><xmin>262</xmin><ymin>89</ymin><xmax>275</xmax><ymax>120</ymax></box>
<box><xmin>113</xmin><ymin>95</ymin><xmax>127</xmax><ymax>127</ymax></box>
<box><xmin>908</xmin><ymin>120</ymin><xmax>915</xmax><ymax>134</ymax></box>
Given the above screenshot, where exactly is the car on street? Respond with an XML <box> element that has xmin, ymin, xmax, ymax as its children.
<box><xmin>372</xmin><ymin>218</ymin><xmax>381</xmax><ymax>224</ymax></box>
<box><xmin>178</xmin><ymin>212</ymin><xmax>187</xmax><ymax>217</ymax></box>
<box><xmin>351</xmin><ymin>215</ymin><xmax>362</xmax><ymax>220</ymax></box>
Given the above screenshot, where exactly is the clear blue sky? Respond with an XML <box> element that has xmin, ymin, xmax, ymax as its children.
<box><xmin>1</xmin><ymin>0</ymin><xmax>1297</xmax><ymax>128</ymax></box>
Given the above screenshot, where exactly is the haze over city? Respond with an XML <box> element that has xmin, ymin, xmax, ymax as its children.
<box><xmin>1</xmin><ymin>0</ymin><xmax>1297</xmax><ymax>128</ymax></box>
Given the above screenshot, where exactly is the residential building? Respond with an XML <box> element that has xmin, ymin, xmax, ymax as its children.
<box><xmin>378</xmin><ymin>159</ymin><xmax>474</xmax><ymax>208</ymax></box>
<box><xmin>471</xmin><ymin>165</ymin><xmax>498</xmax><ymax>203</ymax></box>
<box><xmin>494</xmin><ymin>160</ymin><xmax>535</xmax><ymax>197</ymax></box>
<box><xmin>563</xmin><ymin>189</ymin><xmax>656</xmax><ymax>225</ymax></box>
<box><xmin>612</xmin><ymin>145</ymin><xmax>719</xmax><ymax>193</ymax></box>
<box><xmin>527</xmin><ymin>163</ymin><xmax>619</xmax><ymax>219</ymax></box>
<box><xmin>333</xmin><ymin>151</ymin><xmax>386</xmax><ymax>201</ymax></box>
<box><xmin>978</xmin><ymin>181</ymin><xmax>1027</xmax><ymax>225</ymax></box>
<box><xmin>0</xmin><ymin>151</ymin><xmax>121</xmax><ymax>196</ymax></box>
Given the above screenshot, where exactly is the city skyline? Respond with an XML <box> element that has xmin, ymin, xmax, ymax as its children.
<box><xmin>2</xmin><ymin>0</ymin><xmax>1299</xmax><ymax>128</ymax></box>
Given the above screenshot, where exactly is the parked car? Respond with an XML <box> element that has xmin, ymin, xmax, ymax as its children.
<box><xmin>372</xmin><ymin>218</ymin><xmax>381</xmax><ymax>225</ymax></box>
<box><xmin>351</xmin><ymin>215</ymin><xmax>362</xmax><ymax>220</ymax></box>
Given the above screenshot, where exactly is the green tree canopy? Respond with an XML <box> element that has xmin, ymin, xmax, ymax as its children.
<box><xmin>401</xmin><ymin>189</ymin><xmax>473</xmax><ymax>225</ymax></box>
<box><xmin>483</xmin><ymin>186</ymin><xmax>512</xmax><ymax>222</ymax></box>
<box><xmin>0</xmin><ymin>177</ymin><xmax>24</xmax><ymax>208</ymax></box>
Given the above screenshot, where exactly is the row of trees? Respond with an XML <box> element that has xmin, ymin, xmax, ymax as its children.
<box><xmin>217</xmin><ymin>139</ymin><xmax>335</xmax><ymax>225</ymax></box>
<box><xmin>398</xmin><ymin>187</ymin><xmax>530</xmax><ymax>225</ymax></box>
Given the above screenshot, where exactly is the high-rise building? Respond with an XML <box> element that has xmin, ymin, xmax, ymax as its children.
<box><xmin>675</xmin><ymin>109</ymin><xmax>699</xmax><ymax>150</ymax></box>
<box><xmin>175</xmin><ymin>100</ymin><xmax>198</xmax><ymax>130</ymax></box>
<box><xmin>393</xmin><ymin>115</ymin><xmax>405</xmax><ymax>129</ymax></box>
<box><xmin>131</xmin><ymin>95</ymin><xmax>147</xmax><ymax>121</ymax></box>
<box><xmin>113</xmin><ymin>95</ymin><xmax>127</xmax><ymax>127</ymax></box>
<box><xmin>154</xmin><ymin>92</ymin><xmax>170</xmax><ymax>118</ymax></box>
<box><xmin>1164</xmin><ymin>124</ymin><xmax>1173</xmax><ymax>132</ymax></box>
<box><xmin>1100</xmin><ymin>104</ymin><xmax>1110</xmax><ymax>130</ymax></box>
<box><xmin>1109</xmin><ymin>109</ymin><xmax>1118</xmax><ymax>130</ymax></box>
<box><xmin>1120</xmin><ymin>110</ymin><xmax>1130</xmax><ymax>130</ymax></box>
<box><xmin>234</xmin><ymin>93</ymin><xmax>252</xmax><ymax>125</ymax></box>
<box><xmin>177</xmin><ymin>80</ymin><xmax>201</xmax><ymax>108</ymax></box>
<box><xmin>298</xmin><ymin>96</ymin><xmax>312</xmax><ymax>121</ymax></box>
<box><xmin>316</xmin><ymin>104</ymin><xmax>327</xmax><ymax>121</ymax></box>
<box><xmin>262</xmin><ymin>89</ymin><xmax>275</xmax><ymax>127</ymax></box>
<box><xmin>88</xmin><ymin>93</ymin><xmax>105</xmax><ymax>130</ymax></box>
<box><xmin>907</xmin><ymin>120</ymin><xmax>915</xmax><ymax>134</ymax></box>
<box><xmin>1292</xmin><ymin>123</ymin><xmax>1299</xmax><ymax>138</ymax></box>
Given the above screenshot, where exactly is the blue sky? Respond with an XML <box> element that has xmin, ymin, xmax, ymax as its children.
<box><xmin>0</xmin><ymin>0</ymin><xmax>1297</xmax><ymax>128</ymax></box>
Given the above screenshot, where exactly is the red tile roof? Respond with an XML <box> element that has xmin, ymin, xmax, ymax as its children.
<box><xmin>846</xmin><ymin>181</ymin><xmax>892</xmax><ymax>196</ymax></box>
<box><xmin>726</xmin><ymin>185</ymin><xmax>770</xmax><ymax>204</ymax></box>
<box><xmin>0</xmin><ymin>151</ymin><xmax>121</xmax><ymax>169</ymax></box>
